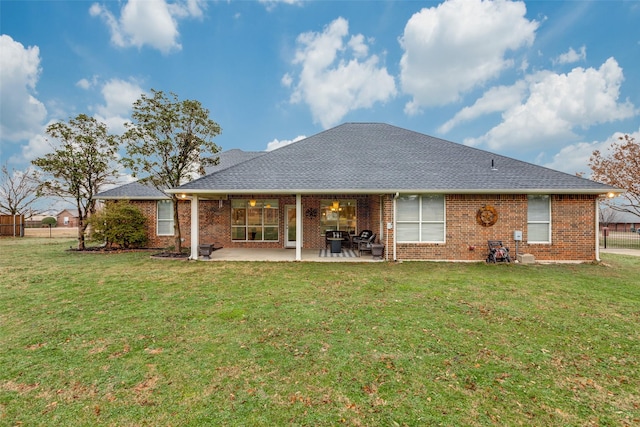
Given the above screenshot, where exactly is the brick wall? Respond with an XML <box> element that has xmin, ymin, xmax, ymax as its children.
<box><xmin>392</xmin><ymin>194</ymin><xmax>597</xmax><ymax>262</ymax></box>
<box><xmin>132</xmin><ymin>193</ymin><xmax>598</xmax><ymax>261</ymax></box>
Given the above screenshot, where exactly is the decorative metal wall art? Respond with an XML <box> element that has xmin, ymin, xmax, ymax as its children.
<box><xmin>476</xmin><ymin>205</ymin><xmax>498</xmax><ymax>227</ymax></box>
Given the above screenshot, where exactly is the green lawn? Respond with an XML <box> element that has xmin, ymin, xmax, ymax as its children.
<box><xmin>1</xmin><ymin>238</ymin><xmax>639</xmax><ymax>426</ymax></box>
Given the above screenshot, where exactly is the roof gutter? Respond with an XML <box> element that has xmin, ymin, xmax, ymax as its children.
<box><xmin>95</xmin><ymin>196</ymin><xmax>171</xmax><ymax>200</ymax></box>
<box><xmin>165</xmin><ymin>188</ymin><xmax>624</xmax><ymax>197</ymax></box>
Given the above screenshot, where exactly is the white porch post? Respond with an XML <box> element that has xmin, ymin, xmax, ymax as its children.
<box><xmin>296</xmin><ymin>194</ymin><xmax>302</xmax><ymax>261</ymax></box>
<box><xmin>595</xmin><ymin>197</ymin><xmax>600</xmax><ymax>262</ymax></box>
<box><xmin>190</xmin><ymin>195</ymin><xmax>199</xmax><ymax>260</ymax></box>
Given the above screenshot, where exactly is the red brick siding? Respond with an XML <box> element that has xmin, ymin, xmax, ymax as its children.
<box><xmin>133</xmin><ymin>193</ymin><xmax>598</xmax><ymax>261</ymax></box>
<box><xmin>56</xmin><ymin>210</ymin><xmax>78</xmax><ymax>227</ymax></box>
<box><xmin>392</xmin><ymin>194</ymin><xmax>597</xmax><ymax>262</ymax></box>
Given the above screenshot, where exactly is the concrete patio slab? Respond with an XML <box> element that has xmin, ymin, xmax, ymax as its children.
<box><xmin>198</xmin><ymin>248</ymin><xmax>383</xmax><ymax>262</ymax></box>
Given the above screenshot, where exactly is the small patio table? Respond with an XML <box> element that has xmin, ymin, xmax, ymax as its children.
<box><xmin>327</xmin><ymin>237</ymin><xmax>343</xmax><ymax>254</ymax></box>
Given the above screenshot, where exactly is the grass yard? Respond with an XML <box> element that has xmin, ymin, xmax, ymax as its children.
<box><xmin>1</xmin><ymin>238</ymin><xmax>639</xmax><ymax>426</ymax></box>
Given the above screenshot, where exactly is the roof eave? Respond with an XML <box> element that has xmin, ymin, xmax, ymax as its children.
<box><xmin>167</xmin><ymin>188</ymin><xmax>624</xmax><ymax>196</ymax></box>
<box><xmin>95</xmin><ymin>195</ymin><xmax>171</xmax><ymax>200</ymax></box>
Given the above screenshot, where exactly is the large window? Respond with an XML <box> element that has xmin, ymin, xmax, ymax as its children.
<box><xmin>157</xmin><ymin>200</ymin><xmax>174</xmax><ymax>236</ymax></box>
<box><xmin>396</xmin><ymin>194</ymin><xmax>445</xmax><ymax>242</ymax></box>
<box><xmin>320</xmin><ymin>200</ymin><xmax>356</xmax><ymax>234</ymax></box>
<box><xmin>528</xmin><ymin>195</ymin><xmax>551</xmax><ymax>243</ymax></box>
<box><xmin>232</xmin><ymin>199</ymin><xmax>279</xmax><ymax>241</ymax></box>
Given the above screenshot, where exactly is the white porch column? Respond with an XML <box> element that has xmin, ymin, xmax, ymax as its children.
<box><xmin>190</xmin><ymin>195</ymin><xmax>199</xmax><ymax>260</ymax></box>
<box><xmin>296</xmin><ymin>194</ymin><xmax>302</xmax><ymax>261</ymax></box>
<box><xmin>595</xmin><ymin>197</ymin><xmax>600</xmax><ymax>262</ymax></box>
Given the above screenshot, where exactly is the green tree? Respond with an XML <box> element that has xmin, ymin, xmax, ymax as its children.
<box><xmin>590</xmin><ymin>134</ymin><xmax>639</xmax><ymax>216</ymax></box>
<box><xmin>122</xmin><ymin>90</ymin><xmax>221</xmax><ymax>253</ymax></box>
<box><xmin>32</xmin><ymin>114</ymin><xmax>120</xmax><ymax>250</ymax></box>
<box><xmin>89</xmin><ymin>202</ymin><xmax>148</xmax><ymax>249</ymax></box>
<box><xmin>41</xmin><ymin>217</ymin><xmax>57</xmax><ymax>227</ymax></box>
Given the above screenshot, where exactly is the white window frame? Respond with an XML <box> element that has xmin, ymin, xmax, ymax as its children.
<box><xmin>319</xmin><ymin>199</ymin><xmax>357</xmax><ymax>235</ymax></box>
<box><xmin>396</xmin><ymin>194</ymin><xmax>445</xmax><ymax>243</ymax></box>
<box><xmin>527</xmin><ymin>195</ymin><xmax>551</xmax><ymax>244</ymax></box>
<box><xmin>231</xmin><ymin>199</ymin><xmax>279</xmax><ymax>242</ymax></box>
<box><xmin>157</xmin><ymin>200</ymin><xmax>174</xmax><ymax>236</ymax></box>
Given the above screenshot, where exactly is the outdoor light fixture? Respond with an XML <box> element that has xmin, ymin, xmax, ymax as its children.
<box><xmin>249</xmin><ymin>198</ymin><xmax>256</xmax><ymax>207</ymax></box>
<box><xmin>607</xmin><ymin>192</ymin><xmax>616</xmax><ymax>199</ymax></box>
<box><xmin>332</xmin><ymin>200</ymin><xmax>340</xmax><ymax>210</ymax></box>
<box><xmin>180</xmin><ymin>194</ymin><xmax>187</xmax><ymax>199</ymax></box>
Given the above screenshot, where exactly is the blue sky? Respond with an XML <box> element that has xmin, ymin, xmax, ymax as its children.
<box><xmin>1</xmin><ymin>0</ymin><xmax>639</xmax><ymax>206</ymax></box>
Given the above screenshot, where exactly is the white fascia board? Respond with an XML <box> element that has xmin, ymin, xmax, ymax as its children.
<box><xmin>166</xmin><ymin>188</ymin><xmax>623</xmax><ymax>196</ymax></box>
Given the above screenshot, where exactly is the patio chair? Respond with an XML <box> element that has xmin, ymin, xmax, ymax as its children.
<box><xmin>352</xmin><ymin>230</ymin><xmax>373</xmax><ymax>250</ymax></box>
<box><xmin>357</xmin><ymin>233</ymin><xmax>377</xmax><ymax>256</ymax></box>
<box><xmin>486</xmin><ymin>240</ymin><xmax>511</xmax><ymax>263</ymax></box>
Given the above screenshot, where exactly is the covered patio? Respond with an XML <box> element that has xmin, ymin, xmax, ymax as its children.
<box><xmin>194</xmin><ymin>247</ymin><xmax>384</xmax><ymax>262</ymax></box>
<box><xmin>191</xmin><ymin>248</ymin><xmax>384</xmax><ymax>263</ymax></box>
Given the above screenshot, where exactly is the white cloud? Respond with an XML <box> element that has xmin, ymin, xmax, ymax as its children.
<box><xmin>76</xmin><ymin>75</ymin><xmax>99</xmax><ymax>90</ymax></box>
<box><xmin>438</xmin><ymin>82</ymin><xmax>527</xmax><ymax>134</ymax></box>
<box><xmin>90</xmin><ymin>0</ymin><xmax>205</xmax><ymax>53</ymax></box>
<box><xmin>286</xmin><ymin>17</ymin><xmax>396</xmax><ymax>128</ymax></box>
<box><xmin>544</xmin><ymin>127</ymin><xmax>640</xmax><ymax>176</ymax></box>
<box><xmin>399</xmin><ymin>0</ymin><xmax>538</xmax><ymax>114</ymax></box>
<box><xmin>76</xmin><ymin>79</ymin><xmax>92</xmax><ymax>90</ymax></box>
<box><xmin>259</xmin><ymin>0</ymin><xmax>302</xmax><ymax>11</ymax></box>
<box><xmin>462</xmin><ymin>58</ymin><xmax>637</xmax><ymax>151</ymax></box>
<box><xmin>13</xmin><ymin>130</ymin><xmax>52</xmax><ymax>163</ymax></box>
<box><xmin>553</xmin><ymin>45</ymin><xmax>586</xmax><ymax>65</ymax></box>
<box><xmin>0</xmin><ymin>35</ymin><xmax>47</xmax><ymax>143</ymax></box>
<box><xmin>93</xmin><ymin>79</ymin><xmax>144</xmax><ymax>135</ymax></box>
<box><xmin>281</xmin><ymin>73</ymin><xmax>293</xmax><ymax>88</ymax></box>
<box><xmin>266</xmin><ymin>135</ymin><xmax>306</xmax><ymax>151</ymax></box>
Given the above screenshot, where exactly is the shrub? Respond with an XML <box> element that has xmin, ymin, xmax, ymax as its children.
<box><xmin>41</xmin><ymin>217</ymin><xmax>57</xmax><ymax>227</ymax></box>
<box><xmin>89</xmin><ymin>202</ymin><xmax>148</xmax><ymax>248</ymax></box>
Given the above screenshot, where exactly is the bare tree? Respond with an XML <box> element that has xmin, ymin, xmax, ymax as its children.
<box><xmin>590</xmin><ymin>134</ymin><xmax>640</xmax><ymax>216</ymax></box>
<box><xmin>0</xmin><ymin>165</ymin><xmax>40</xmax><ymax>236</ymax></box>
<box><xmin>0</xmin><ymin>164</ymin><xmax>39</xmax><ymax>215</ymax></box>
<box><xmin>599</xmin><ymin>205</ymin><xmax>619</xmax><ymax>227</ymax></box>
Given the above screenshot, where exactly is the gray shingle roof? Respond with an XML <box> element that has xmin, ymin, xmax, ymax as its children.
<box><xmin>174</xmin><ymin>123</ymin><xmax>618</xmax><ymax>195</ymax></box>
<box><xmin>96</xmin><ymin>149</ymin><xmax>264</xmax><ymax>199</ymax></box>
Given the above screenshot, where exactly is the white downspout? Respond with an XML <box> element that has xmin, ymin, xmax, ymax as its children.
<box><xmin>295</xmin><ymin>194</ymin><xmax>302</xmax><ymax>261</ymax></box>
<box><xmin>190</xmin><ymin>195</ymin><xmax>199</xmax><ymax>260</ymax></box>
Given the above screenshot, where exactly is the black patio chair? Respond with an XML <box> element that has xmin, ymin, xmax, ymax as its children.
<box><xmin>352</xmin><ymin>230</ymin><xmax>373</xmax><ymax>250</ymax></box>
<box><xmin>357</xmin><ymin>233</ymin><xmax>377</xmax><ymax>256</ymax></box>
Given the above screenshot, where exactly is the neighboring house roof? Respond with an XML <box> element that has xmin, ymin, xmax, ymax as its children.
<box><xmin>96</xmin><ymin>149</ymin><xmax>264</xmax><ymax>200</ymax></box>
<box><xmin>600</xmin><ymin>207</ymin><xmax>640</xmax><ymax>223</ymax></box>
<box><xmin>172</xmin><ymin>123</ymin><xmax>619</xmax><ymax>196</ymax></box>
<box><xmin>57</xmin><ymin>209</ymin><xmax>79</xmax><ymax>217</ymax></box>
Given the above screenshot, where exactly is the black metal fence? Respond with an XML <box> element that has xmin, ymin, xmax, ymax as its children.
<box><xmin>600</xmin><ymin>229</ymin><xmax>640</xmax><ymax>249</ymax></box>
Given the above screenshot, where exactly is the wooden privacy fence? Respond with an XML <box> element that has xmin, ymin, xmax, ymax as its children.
<box><xmin>0</xmin><ymin>215</ymin><xmax>25</xmax><ymax>237</ymax></box>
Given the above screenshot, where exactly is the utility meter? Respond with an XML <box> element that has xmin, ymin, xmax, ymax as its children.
<box><xmin>513</xmin><ymin>230</ymin><xmax>523</xmax><ymax>241</ymax></box>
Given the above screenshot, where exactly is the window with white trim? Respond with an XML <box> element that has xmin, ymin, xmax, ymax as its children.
<box><xmin>320</xmin><ymin>199</ymin><xmax>357</xmax><ymax>234</ymax></box>
<box><xmin>231</xmin><ymin>199</ymin><xmax>279</xmax><ymax>241</ymax></box>
<box><xmin>157</xmin><ymin>200</ymin><xmax>174</xmax><ymax>236</ymax></box>
<box><xmin>396</xmin><ymin>194</ymin><xmax>445</xmax><ymax>242</ymax></box>
<box><xmin>527</xmin><ymin>195</ymin><xmax>551</xmax><ymax>243</ymax></box>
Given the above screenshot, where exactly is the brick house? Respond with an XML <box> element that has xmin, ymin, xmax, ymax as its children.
<box><xmin>599</xmin><ymin>207</ymin><xmax>640</xmax><ymax>232</ymax></box>
<box><xmin>97</xmin><ymin>123</ymin><xmax>620</xmax><ymax>262</ymax></box>
<box><xmin>56</xmin><ymin>209</ymin><xmax>79</xmax><ymax>227</ymax></box>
